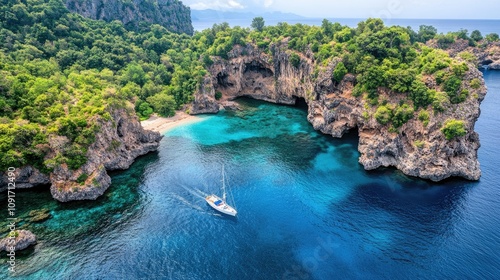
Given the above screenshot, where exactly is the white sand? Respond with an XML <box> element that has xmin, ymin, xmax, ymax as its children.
<box><xmin>140</xmin><ymin>112</ymin><xmax>204</xmax><ymax>134</ymax></box>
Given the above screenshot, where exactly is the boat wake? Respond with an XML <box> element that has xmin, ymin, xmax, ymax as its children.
<box><xmin>172</xmin><ymin>186</ymin><xmax>225</xmax><ymax>217</ymax></box>
<box><xmin>178</xmin><ymin>184</ymin><xmax>209</xmax><ymax>199</ymax></box>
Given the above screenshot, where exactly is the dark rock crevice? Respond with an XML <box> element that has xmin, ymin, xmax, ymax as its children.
<box><xmin>189</xmin><ymin>43</ymin><xmax>486</xmax><ymax>182</ymax></box>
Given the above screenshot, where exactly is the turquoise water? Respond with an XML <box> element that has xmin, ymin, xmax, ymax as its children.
<box><xmin>1</xmin><ymin>71</ymin><xmax>500</xmax><ymax>279</ymax></box>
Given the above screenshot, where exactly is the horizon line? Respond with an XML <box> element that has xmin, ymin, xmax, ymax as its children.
<box><xmin>189</xmin><ymin>9</ymin><xmax>500</xmax><ymax>21</ymax></box>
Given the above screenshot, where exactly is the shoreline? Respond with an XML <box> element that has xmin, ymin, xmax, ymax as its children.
<box><xmin>140</xmin><ymin>112</ymin><xmax>204</xmax><ymax>134</ymax></box>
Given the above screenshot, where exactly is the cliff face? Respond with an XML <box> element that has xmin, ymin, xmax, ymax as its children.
<box><xmin>434</xmin><ymin>39</ymin><xmax>500</xmax><ymax>70</ymax></box>
<box><xmin>64</xmin><ymin>0</ymin><xmax>193</xmax><ymax>35</ymax></box>
<box><xmin>470</xmin><ymin>42</ymin><xmax>500</xmax><ymax>69</ymax></box>
<box><xmin>1</xmin><ymin>109</ymin><xmax>162</xmax><ymax>202</ymax></box>
<box><xmin>191</xmin><ymin>42</ymin><xmax>486</xmax><ymax>181</ymax></box>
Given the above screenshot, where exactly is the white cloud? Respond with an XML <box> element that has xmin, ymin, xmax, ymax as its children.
<box><xmin>263</xmin><ymin>0</ymin><xmax>273</xmax><ymax>8</ymax></box>
<box><xmin>190</xmin><ymin>0</ymin><xmax>245</xmax><ymax>10</ymax></box>
<box><xmin>251</xmin><ymin>0</ymin><xmax>274</xmax><ymax>8</ymax></box>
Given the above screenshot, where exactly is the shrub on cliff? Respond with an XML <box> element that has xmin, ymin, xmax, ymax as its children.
<box><xmin>392</xmin><ymin>104</ymin><xmax>414</xmax><ymax>128</ymax></box>
<box><xmin>290</xmin><ymin>53</ymin><xmax>301</xmax><ymax>69</ymax></box>
<box><xmin>418</xmin><ymin>110</ymin><xmax>430</xmax><ymax>126</ymax></box>
<box><xmin>333</xmin><ymin>62</ymin><xmax>348</xmax><ymax>83</ymax></box>
<box><xmin>441</xmin><ymin>119</ymin><xmax>467</xmax><ymax>140</ymax></box>
<box><xmin>444</xmin><ymin>76</ymin><xmax>466</xmax><ymax>103</ymax></box>
<box><xmin>375</xmin><ymin>105</ymin><xmax>392</xmax><ymax>125</ymax></box>
<box><xmin>470</xmin><ymin>30</ymin><xmax>483</xmax><ymax>42</ymax></box>
<box><xmin>485</xmin><ymin>33</ymin><xmax>499</xmax><ymax>42</ymax></box>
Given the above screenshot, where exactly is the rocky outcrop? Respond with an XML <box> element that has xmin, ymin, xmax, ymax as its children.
<box><xmin>0</xmin><ymin>166</ymin><xmax>50</xmax><ymax>192</ymax></box>
<box><xmin>0</xmin><ymin>230</ymin><xmax>36</xmax><ymax>252</ymax></box>
<box><xmin>470</xmin><ymin>42</ymin><xmax>500</xmax><ymax>69</ymax></box>
<box><xmin>191</xmin><ymin>42</ymin><xmax>487</xmax><ymax>181</ymax></box>
<box><xmin>0</xmin><ymin>109</ymin><xmax>162</xmax><ymax>202</ymax></box>
<box><xmin>189</xmin><ymin>76</ymin><xmax>220</xmax><ymax>114</ymax></box>
<box><xmin>64</xmin><ymin>0</ymin><xmax>193</xmax><ymax>35</ymax></box>
<box><xmin>49</xmin><ymin>109</ymin><xmax>162</xmax><ymax>202</ymax></box>
<box><xmin>441</xmin><ymin>39</ymin><xmax>500</xmax><ymax>70</ymax></box>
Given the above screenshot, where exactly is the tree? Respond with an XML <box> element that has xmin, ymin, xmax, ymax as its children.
<box><xmin>251</xmin><ymin>17</ymin><xmax>265</xmax><ymax>32</ymax></box>
<box><xmin>321</xmin><ymin>19</ymin><xmax>334</xmax><ymax>37</ymax></box>
<box><xmin>417</xmin><ymin>25</ymin><xmax>437</xmax><ymax>42</ymax></box>
<box><xmin>146</xmin><ymin>93</ymin><xmax>176</xmax><ymax>117</ymax></box>
<box><xmin>122</xmin><ymin>63</ymin><xmax>147</xmax><ymax>87</ymax></box>
<box><xmin>289</xmin><ymin>53</ymin><xmax>301</xmax><ymax>68</ymax></box>
<box><xmin>333</xmin><ymin>62</ymin><xmax>348</xmax><ymax>83</ymax></box>
<box><xmin>455</xmin><ymin>29</ymin><xmax>469</xmax><ymax>40</ymax></box>
<box><xmin>485</xmin><ymin>33</ymin><xmax>500</xmax><ymax>42</ymax></box>
<box><xmin>470</xmin><ymin>30</ymin><xmax>483</xmax><ymax>42</ymax></box>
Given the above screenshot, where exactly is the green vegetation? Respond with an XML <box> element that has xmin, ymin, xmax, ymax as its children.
<box><xmin>333</xmin><ymin>62</ymin><xmax>348</xmax><ymax>83</ymax></box>
<box><xmin>414</xmin><ymin>140</ymin><xmax>425</xmax><ymax>149</ymax></box>
<box><xmin>392</xmin><ymin>104</ymin><xmax>414</xmax><ymax>128</ymax></box>
<box><xmin>251</xmin><ymin>17</ymin><xmax>265</xmax><ymax>32</ymax></box>
<box><xmin>418</xmin><ymin>110</ymin><xmax>430</xmax><ymax>127</ymax></box>
<box><xmin>0</xmin><ymin>0</ymin><xmax>206</xmax><ymax>170</ymax></box>
<box><xmin>441</xmin><ymin>119</ymin><xmax>467</xmax><ymax>140</ymax></box>
<box><xmin>0</xmin><ymin>1</ymin><xmax>485</xmax><ymax>172</ymax></box>
<box><xmin>77</xmin><ymin>173</ymin><xmax>89</xmax><ymax>185</ymax></box>
<box><xmin>485</xmin><ymin>33</ymin><xmax>500</xmax><ymax>42</ymax></box>
<box><xmin>470</xmin><ymin>30</ymin><xmax>483</xmax><ymax>42</ymax></box>
<box><xmin>289</xmin><ymin>53</ymin><xmax>301</xmax><ymax>69</ymax></box>
<box><xmin>470</xmin><ymin>78</ymin><xmax>481</xmax><ymax>89</ymax></box>
<box><xmin>375</xmin><ymin>106</ymin><xmax>392</xmax><ymax>125</ymax></box>
<box><xmin>147</xmin><ymin>94</ymin><xmax>176</xmax><ymax>117</ymax></box>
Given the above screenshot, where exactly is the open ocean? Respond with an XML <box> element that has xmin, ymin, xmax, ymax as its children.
<box><xmin>1</xmin><ymin>69</ymin><xmax>499</xmax><ymax>279</ymax></box>
<box><xmin>193</xmin><ymin>18</ymin><xmax>500</xmax><ymax>35</ymax></box>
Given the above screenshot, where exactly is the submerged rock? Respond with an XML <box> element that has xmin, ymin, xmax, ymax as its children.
<box><xmin>28</xmin><ymin>209</ymin><xmax>52</xmax><ymax>223</ymax></box>
<box><xmin>0</xmin><ymin>230</ymin><xmax>37</xmax><ymax>252</ymax></box>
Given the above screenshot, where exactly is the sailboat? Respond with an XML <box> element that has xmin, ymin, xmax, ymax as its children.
<box><xmin>205</xmin><ymin>165</ymin><xmax>237</xmax><ymax>216</ymax></box>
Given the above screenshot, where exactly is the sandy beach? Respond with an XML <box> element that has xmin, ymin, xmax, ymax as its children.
<box><xmin>140</xmin><ymin>112</ymin><xmax>204</xmax><ymax>134</ymax></box>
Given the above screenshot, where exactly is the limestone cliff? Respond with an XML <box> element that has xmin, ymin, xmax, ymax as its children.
<box><xmin>190</xmin><ymin>42</ymin><xmax>486</xmax><ymax>181</ymax></box>
<box><xmin>433</xmin><ymin>39</ymin><xmax>500</xmax><ymax>70</ymax></box>
<box><xmin>470</xmin><ymin>42</ymin><xmax>500</xmax><ymax>69</ymax></box>
<box><xmin>1</xmin><ymin>109</ymin><xmax>162</xmax><ymax>202</ymax></box>
<box><xmin>64</xmin><ymin>0</ymin><xmax>193</xmax><ymax>35</ymax></box>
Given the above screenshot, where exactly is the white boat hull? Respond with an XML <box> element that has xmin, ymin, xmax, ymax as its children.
<box><xmin>205</xmin><ymin>195</ymin><xmax>237</xmax><ymax>216</ymax></box>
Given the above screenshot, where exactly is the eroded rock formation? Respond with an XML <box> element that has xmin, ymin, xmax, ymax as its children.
<box><xmin>1</xmin><ymin>109</ymin><xmax>162</xmax><ymax>202</ymax></box>
<box><xmin>64</xmin><ymin>0</ymin><xmax>194</xmax><ymax>35</ymax></box>
<box><xmin>470</xmin><ymin>42</ymin><xmax>500</xmax><ymax>69</ymax></box>
<box><xmin>0</xmin><ymin>230</ymin><xmax>37</xmax><ymax>252</ymax></box>
<box><xmin>190</xmin><ymin>42</ymin><xmax>486</xmax><ymax>181</ymax></box>
<box><xmin>50</xmin><ymin>109</ymin><xmax>162</xmax><ymax>202</ymax></box>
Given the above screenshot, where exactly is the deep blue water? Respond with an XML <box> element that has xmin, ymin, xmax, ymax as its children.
<box><xmin>193</xmin><ymin>18</ymin><xmax>500</xmax><ymax>35</ymax></box>
<box><xmin>1</xmin><ymin>70</ymin><xmax>500</xmax><ymax>279</ymax></box>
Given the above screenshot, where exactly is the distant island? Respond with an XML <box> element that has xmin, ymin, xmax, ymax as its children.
<box><xmin>1</xmin><ymin>0</ymin><xmax>500</xmax><ymax>202</ymax></box>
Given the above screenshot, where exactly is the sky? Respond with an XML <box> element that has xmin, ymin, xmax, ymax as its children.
<box><xmin>182</xmin><ymin>0</ymin><xmax>500</xmax><ymax>19</ymax></box>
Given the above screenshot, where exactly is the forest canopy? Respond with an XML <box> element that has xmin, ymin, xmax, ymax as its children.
<box><xmin>1</xmin><ymin>1</ymin><xmax>496</xmax><ymax>171</ymax></box>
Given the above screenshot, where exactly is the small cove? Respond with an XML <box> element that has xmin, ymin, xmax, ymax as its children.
<box><xmin>1</xmin><ymin>71</ymin><xmax>500</xmax><ymax>279</ymax></box>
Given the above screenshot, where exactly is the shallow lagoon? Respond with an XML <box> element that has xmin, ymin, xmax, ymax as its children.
<box><xmin>1</xmin><ymin>71</ymin><xmax>500</xmax><ymax>279</ymax></box>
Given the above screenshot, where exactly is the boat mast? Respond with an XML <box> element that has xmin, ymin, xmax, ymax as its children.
<box><xmin>222</xmin><ymin>164</ymin><xmax>226</xmax><ymax>201</ymax></box>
